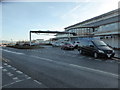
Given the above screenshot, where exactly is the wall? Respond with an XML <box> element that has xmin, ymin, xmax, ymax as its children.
<box><xmin>100</xmin><ymin>35</ymin><xmax>119</xmax><ymax>49</ymax></box>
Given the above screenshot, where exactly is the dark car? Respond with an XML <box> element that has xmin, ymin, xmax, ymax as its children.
<box><xmin>61</xmin><ymin>42</ymin><xmax>74</xmax><ymax>50</ymax></box>
<box><xmin>78</xmin><ymin>40</ymin><xmax>115</xmax><ymax>58</ymax></box>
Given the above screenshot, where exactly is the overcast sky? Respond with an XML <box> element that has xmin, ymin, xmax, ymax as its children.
<box><xmin>1</xmin><ymin>0</ymin><xmax>119</xmax><ymax>41</ymax></box>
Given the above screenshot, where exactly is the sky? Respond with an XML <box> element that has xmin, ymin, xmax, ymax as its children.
<box><xmin>1</xmin><ymin>0</ymin><xmax>119</xmax><ymax>41</ymax></box>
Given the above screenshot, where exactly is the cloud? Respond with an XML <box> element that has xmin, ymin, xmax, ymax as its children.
<box><xmin>61</xmin><ymin>4</ymin><xmax>82</xmax><ymax>19</ymax></box>
<box><xmin>60</xmin><ymin>0</ymin><xmax>118</xmax><ymax>27</ymax></box>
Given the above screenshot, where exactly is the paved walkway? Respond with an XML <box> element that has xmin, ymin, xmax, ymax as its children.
<box><xmin>114</xmin><ymin>50</ymin><xmax>120</xmax><ymax>59</ymax></box>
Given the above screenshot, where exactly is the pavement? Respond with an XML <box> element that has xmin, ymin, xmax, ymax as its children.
<box><xmin>114</xmin><ymin>50</ymin><xmax>120</xmax><ymax>59</ymax></box>
<box><xmin>1</xmin><ymin>46</ymin><xmax>119</xmax><ymax>88</ymax></box>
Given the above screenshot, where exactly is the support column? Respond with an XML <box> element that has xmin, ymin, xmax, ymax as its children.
<box><xmin>30</xmin><ymin>31</ymin><xmax>31</xmax><ymax>46</ymax></box>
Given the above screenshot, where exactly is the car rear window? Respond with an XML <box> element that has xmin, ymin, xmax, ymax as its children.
<box><xmin>79</xmin><ymin>40</ymin><xmax>89</xmax><ymax>46</ymax></box>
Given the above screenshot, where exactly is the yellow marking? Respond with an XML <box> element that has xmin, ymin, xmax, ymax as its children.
<box><xmin>2</xmin><ymin>58</ymin><xmax>10</xmax><ymax>62</ymax></box>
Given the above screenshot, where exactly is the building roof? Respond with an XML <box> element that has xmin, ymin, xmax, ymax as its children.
<box><xmin>65</xmin><ymin>9</ymin><xmax>119</xmax><ymax>30</ymax></box>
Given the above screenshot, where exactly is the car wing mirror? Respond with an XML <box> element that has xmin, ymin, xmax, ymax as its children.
<box><xmin>90</xmin><ymin>45</ymin><xmax>94</xmax><ymax>47</ymax></box>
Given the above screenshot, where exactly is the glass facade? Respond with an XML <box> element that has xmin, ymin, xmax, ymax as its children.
<box><xmin>98</xmin><ymin>22</ymin><xmax>118</xmax><ymax>32</ymax></box>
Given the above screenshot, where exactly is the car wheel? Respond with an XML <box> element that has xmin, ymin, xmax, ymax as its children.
<box><xmin>94</xmin><ymin>52</ymin><xmax>98</xmax><ymax>58</ymax></box>
<box><xmin>72</xmin><ymin>48</ymin><xmax>74</xmax><ymax>50</ymax></box>
<box><xmin>76</xmin><ymin>45</ymin><xmax>78</xmax><ymax>49</ymax></box>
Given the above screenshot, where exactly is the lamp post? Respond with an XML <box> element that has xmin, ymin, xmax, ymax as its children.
<box><xmin>29</xmin><ymin>31</ymin><xmax>31</xmax><ymax>46</ymax></box>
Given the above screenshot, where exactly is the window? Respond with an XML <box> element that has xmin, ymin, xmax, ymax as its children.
<box><xmin>89</xmin><ymin>41</ymin><xmax>94</xmax><ymax>46</ymax></box>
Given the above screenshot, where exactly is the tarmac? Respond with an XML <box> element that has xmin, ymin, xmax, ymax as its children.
<box><xmin>114</xmin><ymin>50</ymin><xmax>120</xmax><ymax>59</ymax></box>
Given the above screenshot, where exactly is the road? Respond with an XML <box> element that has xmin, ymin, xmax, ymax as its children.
<box><xmin>1</xmin><ymin>46</ymin><xmax>119</xmax><ymax>88</ymax></box>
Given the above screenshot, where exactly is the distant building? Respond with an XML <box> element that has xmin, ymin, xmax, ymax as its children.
<box><xmin>56</xmin><ymin>9</ymin><xmax>120</xmax><ymax>48</ymax></box>
<box><xmin>1</xmin><ymin>40</ymin><xmax>16</xmax><ymax>45</ymax></box>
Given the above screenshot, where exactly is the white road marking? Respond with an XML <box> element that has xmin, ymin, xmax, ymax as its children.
<box><xmin>2</xmin><ymin>58</ymin><xmax>10</xmax><ymax>62</ymax></box>
<box><xmin>3</xmin><ymin>48</ymin><xmax>118</xmax><ymax>81</ymax></box>
<box><xmin>7</xmin><ymin>72</ymin><xmax>13</xmax><ymax>76</ymax></box>
<box><xmin>7</xmin><ymin>65</ymin><xmax>11</xmax><ymax>67</ymax></box>
<box><xmin>34</xmin><ymin>80</ymin><xmax>42</xmax><ymax>85</ymax></box>
<box><xmin>2</xmin><ymin>69</ymin><xmax>7</xmax><ymax>72</ymax></box>
<box><xmin>11</xmin><ymin>67</ymin><xmax>17</xmax><ymax>70</ymax></box>
<box><xmin>27</xmin><ymin>77</ymin><xmax>31</xmax><ymax>79</ymax></box>
<box><xmin>25</xmin><ymin>75</ymin><xmax>28</xmax><ymax>77</ymax></box>
<box><xmin>4</xmin><ymin>63</ymin><xmax>8</xmax><ymax>65</ymax></box>
<box><xmin>2</xmin><ymin>49</ymin><xmax>24</xmax><ymax>55</ymax></box>
<box><xmin>31</xmin><ymin>55</ymin><xmax>68</xmax><ymax>66</ymax></box>
<box><xmin>24</xmin><ymin>75</ymin><xmax>31</xmax><ymax>79</ymax></box>
<box><xmin>13</xmin><ymin>77</ymin><xmax>19</xmax><ymax>80</ymax></box>
<box><xmin>69</xmin><ymin>64</ymin><xmax>118</xmax><ymax>78</ymax></box>
<box><xmin>31</xmin><ymin>55</ymin><xmax>118</xmax><ymax>78</ymax></box>
<box><xmin>31</xmin><ymin>55</ymin><xmax>118</xmax><ymax>79</ymax></box>
<box><xmin>2</xmin><ymin>78</ymin><xmax>30</xmax><ymax>88</ymax></box>
<box><xmin>52</xmin><ymin>60</ymin><xmax>67</xmax><ymax>65</ymax></box>
<box><xmin>31</xmin><ymin>56</ymin><xmax>53</xmax><ymax>62</ymax></box>
<box><xmin>16</xmin><ymin>71</ymin><xmax>23</xmax><ymax>74</ymax></box>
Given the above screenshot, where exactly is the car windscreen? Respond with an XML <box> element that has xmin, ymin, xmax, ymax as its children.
<box><xmin>93</xmin><ymin>40</ymin><xmax>107</xmax><ymax>46</ymax></box>
<box><xmin>65</xmin><ymin>42</ymin><xmax>73</xmax><ymax>45</ymax></box>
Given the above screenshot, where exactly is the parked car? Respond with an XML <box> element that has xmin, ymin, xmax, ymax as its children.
<box><xmin>52</xmin><ymin>42</ymin><xmax>64</xmax><ymax>47</ymax></box>
<box><xmin>52</xmin><ymin>42</ymin><xmax>60</xmax><ymax>47</ymax></box>
<box><xmin>61</xmin><ymin>42</ymin><xmax>74</xmax><ymax>50</ymax></box>
<box><xmin>73</xmin><ymin>41</ymin><xmax>81</xmax><ymax>49</ymax></box>
<box><xmin>78</xmin><ymin>40</ymin><xmax>115</xmax><ymax>59</ymax></box>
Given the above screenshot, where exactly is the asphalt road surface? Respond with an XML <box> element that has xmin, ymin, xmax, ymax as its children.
<box><xmin>1</xmin><ymin>46</ymin><xmax>119</xmax><ymax>88</ymax></box>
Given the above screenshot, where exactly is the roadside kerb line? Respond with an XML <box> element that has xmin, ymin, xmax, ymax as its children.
<box><xmin>2</xmin><ymin>78</ymin><xmax>31</xmax><ymax>88</ymax></box>
<box><xmin>69</xmin><ymin>64</ymin><xmax>118</xmax><ymax>79</ymax></box>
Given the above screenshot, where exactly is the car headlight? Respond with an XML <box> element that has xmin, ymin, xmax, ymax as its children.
<box><xmin>112</xmin><ymin>50</ymin><xmax>115</xmax><ymax>53</ymax></box>
<box><xmin>98</xmin><ymin>50</ymin><xmax>104</xmax><ymax>53</ymax></box>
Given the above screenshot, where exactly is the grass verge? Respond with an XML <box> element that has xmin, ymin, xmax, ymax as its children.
<box><xmin>6</xmin><ymin>45</ymin><xmax>44</xmax><ymax>49</ymax></box>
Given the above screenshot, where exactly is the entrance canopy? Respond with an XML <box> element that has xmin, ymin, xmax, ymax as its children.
<box><xmin>30</xmin><ymin>30</ymin><xmax>76</xmax><ymax>35</ymax></box>
<box><xmin>29</xmin><ymin>30</ymin><xmax>77</xmax><ymax>45</ymax></box>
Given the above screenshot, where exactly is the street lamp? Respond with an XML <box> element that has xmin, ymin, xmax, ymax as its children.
<box><xmin>29</xmin><ymin>31</ymin><xmax>31</xmax><ymax>46</ymax></box>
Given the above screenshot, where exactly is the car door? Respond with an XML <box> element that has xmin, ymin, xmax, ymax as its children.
<box><xmin>81</xmin><ymin>40</ymin><xmax>89</xmax><ymax>53</ymax></box>
<box><xmin>88</xmin><ymin>41</ymin><xmax>95</xmax><ymax>55</ymax></box>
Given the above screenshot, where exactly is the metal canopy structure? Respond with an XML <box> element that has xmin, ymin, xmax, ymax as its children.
<box><xmin>29</xmin><ymin>30</ymin><xmax>77</xmax><ymax>45</ymax></box>
<box><xmin>30</xmin><ymin>30</ymin><xmax>76</xmax><ymax>35</ymax></box>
